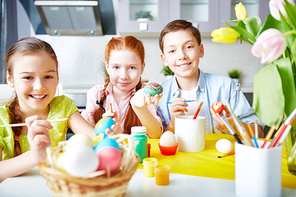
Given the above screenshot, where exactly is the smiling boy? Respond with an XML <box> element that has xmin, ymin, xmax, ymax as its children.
<box><xmin>157</xmin><ymin>20</ymin><xmax>264</xmax><ymax>136</ymax></box>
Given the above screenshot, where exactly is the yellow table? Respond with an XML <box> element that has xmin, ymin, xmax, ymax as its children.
<box><xmin>138</xmin><ymin>133</ymin><xmax>296</xmax><ymax>189</ymax></box>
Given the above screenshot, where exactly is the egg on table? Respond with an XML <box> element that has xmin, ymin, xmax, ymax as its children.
<box><xmin>63</xmin><ymin>145</ymin><xmax>99</xmax><ymax>177</ymax></box>
<box><xmin>215</xmin><ymin>139</ymin><xmax>233</xmax><ymax>154</ymax></box>
<box><xmin>144</xmin><ymin>82</ymin><xmax>163</xmax><ymax>97</ymax></box>
<box><xmin>160</xmin><ymin>131</ymin><xmax>177</xmax><ymax>147</ymax></box>
<box><xmin>94</xmin><ymin>117</ymin><xmax>115</xmax><ymax>137</ymax></box>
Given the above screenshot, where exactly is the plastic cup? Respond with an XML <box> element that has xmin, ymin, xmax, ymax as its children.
<box><xmin>154</xmin><ymin>164</ymin><xmax>170</xmax><ymax>185</ymax></box>
<box><xmin>175</xmin><ymin>116</ymin><xmax>205</xmax><ymax>152</ymax></box>
<box><xmin>143</xmin><ymin>158</ymin><xmax>158</xmax><ymax>177</ymax></box>
<box><xmin>235</xmin><ymin>140</ymin><xmax>282</xmax><ymax>197</ymax></box>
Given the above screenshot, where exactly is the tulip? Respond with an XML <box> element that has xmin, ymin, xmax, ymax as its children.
<box><xmin>251</xmin><ymin>29</ymin><xmax>287</xmax><ymax>64</ymax></box>
<box><xmin>269</xmin><ymin>0</ymin><xmax>295</xmax><ymax>21</ymax></box>
<box><xmin>211</xmin><ymin>28</ymin><xmax>238</xmax><ymax>44</ymax></box>
<box><xmin>235</xmin><ymin>2</ymin><xmax>247</xmax><ymax>20</ymax></box>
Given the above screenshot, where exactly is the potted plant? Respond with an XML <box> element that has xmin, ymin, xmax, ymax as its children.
<box><xmin>135</xmin><ymin>10</ymin><xmax>153</xmax><ymax>21</ymax></box>
<box><xmin>161</xmin><ymin>66</ymin><xmax>174</xmax><ymax>80</ymax></box>
<box><xmin>227</xmin><ymin>69</ymin><xmax>242</xmax><ymax>83</ymax></box>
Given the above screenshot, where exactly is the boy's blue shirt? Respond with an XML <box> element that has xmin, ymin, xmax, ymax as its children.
<box><xmin>157</xmin><ymin>69</ymin><xmax>264</xmax><ymax>133</ymax></box>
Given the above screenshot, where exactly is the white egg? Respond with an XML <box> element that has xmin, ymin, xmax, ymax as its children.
<box><xmin>63</xmin><ymin>145</ymin><xmax>99</xmax><ymax>177</ymax></box>
<box><xmin>216</xmin><ymin>139</ymin><xmax>233</xmax><ymax>154</ymax></box>
<box><xmin>160</xmin><ymin>131</ymin><xmax>177</xmax><ymax>147</ymax></box>
<box><xmin>66</xmin><ymin>134</ymin><xmax>93</xmax><ymax>149</ymax></box>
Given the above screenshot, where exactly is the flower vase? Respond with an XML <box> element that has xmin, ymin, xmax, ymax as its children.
<box><xmin>285</xmin><ymin>127</ymin><xmax>296</xmax><ymax>175</ymax></box>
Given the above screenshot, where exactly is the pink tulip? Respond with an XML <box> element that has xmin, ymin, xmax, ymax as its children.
<box><xmin>269</xmin><ymin>0</ymin><xmax>295</xmax><ymax>20</ymax></box>
<box><xmin>251</xmin><ymin>29</ymin><xmax>287</xmax><ymax>64</ymax></box>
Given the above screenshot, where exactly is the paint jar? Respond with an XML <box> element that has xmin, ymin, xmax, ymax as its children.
<box><xmin>131</xmin><ymin>126</ymin><xmax>148</xmax><ymax>163</ymax></box>
<box><xmin>154</xmin><ymin>164</ymin><xmax>170</xmax><ymax>185</ymax></box>
<box><xmin>143</xmin><ymin>158</ymin><xmax>158</xmax><ymax>177</ymax></box>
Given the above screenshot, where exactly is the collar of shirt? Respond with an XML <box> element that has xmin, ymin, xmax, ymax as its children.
<box><xmin>170</xmin><ymin>69</ymin><xmax>205</xmax><ymax>98</ymax></box>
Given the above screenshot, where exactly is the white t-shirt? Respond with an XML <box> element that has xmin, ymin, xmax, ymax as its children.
<box><xmin>180</xmin><ymin>87</ymin><xmax>199</xmax><ymax>116</ymax></box>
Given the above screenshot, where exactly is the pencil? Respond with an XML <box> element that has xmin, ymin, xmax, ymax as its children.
<box><xmin>0</xmin><ymin>118</ymin><xmax>70</xmax><ymax>128</ymax></box>
<box><xmin>247</xmin><ymin>123</ymin><xmax>259</xmax><ymax>148</ymax></box>
<box><xmin>269</xmin><ymin>108</ymin><xmax>296</xmax><ymax>148</ymax></box>
<box><xmin>193</xmin><ymin>102</ymin><xmax>203</xmax><ymax>119</ymax></box>
<box><xmin>167</xmin><ymin>99</ymin><xmax>200</xmax><ymax>104</ymax></box>
<box><xmin>277</xmin><ymin>117</ymin><xmax>295</xmax><ymax>145</ymax></box>
<box><xmin>260</xmin><ymin>123</ymin><xmax>276</xmax><ymax>149</ymax></box>
<box><xmin>255</xmin><ymin>119</ymin><xmax>258</xmax><ymax>139</ymax></box>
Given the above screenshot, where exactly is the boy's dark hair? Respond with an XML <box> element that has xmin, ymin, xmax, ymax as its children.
<box><xmin>159</xmin><ymin>20</ymin><xmax>202</xmax><ymax>53</ymax></box>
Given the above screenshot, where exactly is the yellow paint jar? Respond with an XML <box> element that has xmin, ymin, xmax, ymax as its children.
<box><xmin>143</xmin><ymin>158</ymin><xmax>158</xmax><ymax>177</ymax></box>
<box><xmin>154</xmin><ymin>164</ymin><xmax>170</xmax><ymax>185</ymax></box>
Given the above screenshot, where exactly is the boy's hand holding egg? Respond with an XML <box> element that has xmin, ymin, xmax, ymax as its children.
<box><xmin>131</xmin><ymin>82</ymin><xmax>163</xmax><ymax>107</ymax></box>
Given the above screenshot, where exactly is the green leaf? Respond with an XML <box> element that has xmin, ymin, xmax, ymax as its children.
<box><xmin>253</xmin><ymin>64</ymin><xmax>284</xmax><ymax>128</ymax></box>
<box><xmin>237</xmin><ymin>20</ymin><xmax>246</xmax><ymax>44</ymax></box>
<box><xmin>274</xmin><ymin>58</ymin><xmax>296</xmax><ymax>123</ymax></box>
<box><xmin>224</xmin><ymin>21</ymin><xmax>256</xmax><ymax>43</ymax></box>
<box><xmin>284</xmin><ymin>0</ymin><xmax>296</xmax><ymax>30</ymax></box>
<box><xmin>242</xmin><ymin>16</ymin><xmax>262</xmax><ymax>38</ymax></box>
<box><xmin>279</xmin><ymin>11</ymin><xmax>295</xmax><ymax>50</ymax></box>
<box><xmin>259</xmin><ymin>14</ymin><xmax>283</xmax><ymax>34</ymax></box>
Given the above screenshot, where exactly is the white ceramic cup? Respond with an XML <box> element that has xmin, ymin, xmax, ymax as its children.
<box><xmin>235</xmin><ymin>140</ymin><xmax>282</xmax><ymax>197</ymax></box>
<box><xmin>174</xmin><ymin>116</ymin><xmax>205</xmax><ymax>152</ymax></box>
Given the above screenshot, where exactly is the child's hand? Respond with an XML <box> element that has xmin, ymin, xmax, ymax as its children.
<box><xmin>26</xmin><ymin>115</ymin><xmax>52</xmax><ymax>164</ymax></box>
<box><xmin>212</xmin><ymin>107</ymin><xmax>236</xmax><ymax>134</ymax></box>
<box><xmin>130</xmin><ymin>89</ymin><xmax>162</xmax><ymax>108</ymax></box>
<box><xmin>168</xmin><ymin>98</ymin><xmax>188</xmax><ymax>125</ymax></box>
<box><xmin>102</xmin><ymin>110</ymin><xmax>121</xmax><ymax>135</ymax></box>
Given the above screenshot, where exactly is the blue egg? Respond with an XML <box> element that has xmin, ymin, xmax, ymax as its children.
<box><xmin>94</xmin><ymin>117</ymin><xmax>115</xmax><ymax>138</ymax></box>
<box><xmin>94</xmin><ymin>137</ymin><xmax>120</xmax><ymax>152</ymax></box>
<box><xmin>144</xmin><ymin>82</ymin><xmax>163</xmax><ymax>97</ymax></box>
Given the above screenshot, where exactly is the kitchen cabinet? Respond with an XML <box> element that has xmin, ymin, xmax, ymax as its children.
<box><xmin>118</xmin><ymin>0</ymin><xmax>269</xmax><ymax>36</ymax></box>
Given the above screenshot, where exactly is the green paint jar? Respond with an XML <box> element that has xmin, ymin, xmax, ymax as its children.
<box><xmin>131</xmin><ymin>126</ymin><xmax>148</xmax><ymax>163</ymax></box>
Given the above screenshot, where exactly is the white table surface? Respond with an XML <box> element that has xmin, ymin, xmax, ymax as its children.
<box><xmin>0</xmin><ymin>168</ymin><xmax>296</xmax><ymax>197</ymax></box>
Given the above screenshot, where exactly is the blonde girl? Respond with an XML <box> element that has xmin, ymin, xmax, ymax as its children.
<box><xmin>0</xmin><ymin>37</ymin><xmax>94</xmax><ymax>181</ymax></box>
<box><xmin>82</xmin><ymin>36</ymin><xmax>162</xmax><ymax>139</ymax></box>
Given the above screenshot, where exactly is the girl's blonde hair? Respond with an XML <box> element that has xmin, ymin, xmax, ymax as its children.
<box><xmin>94</xmin><ymin>36</ymin><xmax>145</xmax><ymax>134</ymax></box>
<box><xmin>4</xmin><ymin>37</ymin><xmax>58</xmax><ymax>156</ymax></box>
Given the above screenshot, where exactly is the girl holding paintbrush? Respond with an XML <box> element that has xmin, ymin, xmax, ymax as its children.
<box><xmin>0</xmin><ymin>37</ymin><xmax>94</xmax><ymax>181</ymax></box>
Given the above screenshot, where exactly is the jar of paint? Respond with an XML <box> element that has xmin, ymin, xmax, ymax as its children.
<box><xmin>154</xmin><ymin>164</ymin><xmax>170</xmax><ymax>185</ymax></box>
<box><xmin>131</xmin><ymin>126</ymin><xmax>148</xmax><ymax>163</ymax></box>
<box><xmin>143</xmin><ymin>158</ymin><xmax>158</xmax><ymax>177</ymax></box>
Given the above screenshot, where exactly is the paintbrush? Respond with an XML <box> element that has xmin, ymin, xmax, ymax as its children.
<box><xmin>167</xmin><ymin>99</ymin><xmax>200</xmax><ymax>104</ymax></box>
<box><xmin>218</xmin><ymin>152</ymin><xmax>235</xmax><ymax>158</ymax></box>
<box><xmin>225</xmin><ymin>101</ymin><xmax>254</xmax><ymax>147</ymax></box>
<box><xmin>0</xmin><ymin>118</ymin><xmax>70</xmax><ymax>127</ymax></box>
<box><xmin>247</xmin><ymin>123</ymin><xmax>259</xmax><ymax>148</ymax></box>
<box><xmin>260</xmin><ymin>123</ymin><xmax>276</xmax><ymax>149</ymax></box>
<box><xmin>193</xmin><ymin>102</ymin><xmax>203</xmax><ymax>119</ymax></box>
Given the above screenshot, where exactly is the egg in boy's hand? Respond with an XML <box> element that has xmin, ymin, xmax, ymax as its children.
<box><xmin>210</xmin><ymin>101</ymin><xmax>224</xmax><ymax>114</ymax></box>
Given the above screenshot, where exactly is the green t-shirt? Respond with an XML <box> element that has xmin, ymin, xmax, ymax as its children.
<box><xmin>0</xmin><ymin>95</ymin><xmax>78</xmax><ymax>160</ymax></box>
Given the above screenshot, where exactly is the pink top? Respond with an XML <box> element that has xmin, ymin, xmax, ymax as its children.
<box><xmin>81</xmin><ymin>83</ymin><xmax>162</xmax><ymax>135</ymax></box>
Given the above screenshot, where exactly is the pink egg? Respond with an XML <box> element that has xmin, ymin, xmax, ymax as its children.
<box><xmin>96</xmin><ymin>146</ymin><xmax>122</xmax><ymax>174</ymax></box>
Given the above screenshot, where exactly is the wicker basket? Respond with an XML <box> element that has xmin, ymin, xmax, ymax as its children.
<box><xmin>38</xmin><ymin>134</ymin><xmax>139</xmax><ymax>197</ymax></box>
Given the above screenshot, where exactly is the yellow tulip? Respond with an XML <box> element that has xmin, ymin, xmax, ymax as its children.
<box><xmin>211</xmin><ymin>28</ymin><xmax>238</xmax><ymax>44</ymax></box>
<box><xmin>235</xmin><ymin>2</ymin><xmax>247</xmax><ymax>20</ymax></box>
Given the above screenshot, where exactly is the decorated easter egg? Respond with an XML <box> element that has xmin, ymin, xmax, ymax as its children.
<box><xmin>94</xmin><ymin>137</ymin><xmax>120</xmax><ymax>152</ymax></box>
<box><xmin>92</xmin><ymin>133</ymin><xmax>104</xmax><ymax>147</ymax></box>
<box><xmin>63</xmin><ymin>145</ymin><xmax>99</xmax><ymax>177</ymax></box>
<box><xmin>144</xmin><ymin>82</ymin><xmax>163</xmax><ymax>97</ymax></box>
<box><xmin>66</xmin><ymin>133</ymin><xmax>93</xmax><ymax>150</ymax></box>
<box><xmin>160</xmin><ymin>131</ymin><xmax>177</xmax><ymax>147</ymax></box>
<box><xmin>94</xmin><ymin>117</ymin><xmax>115</xmax><ymax>137</ymax></box>
<box><xmin>215</xmin><ymin>139</ymin><xmax>233</xmax><ymax>154</ymax></box>
<box><xmin>211</xmin><ymin>101</ymin><xmax>224</xmax><ymax>114</ymax></box>
<box><xmin>96</xmin><ymin>146</ymin><xmax>122</xmax><ymax>174</ymax></box>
